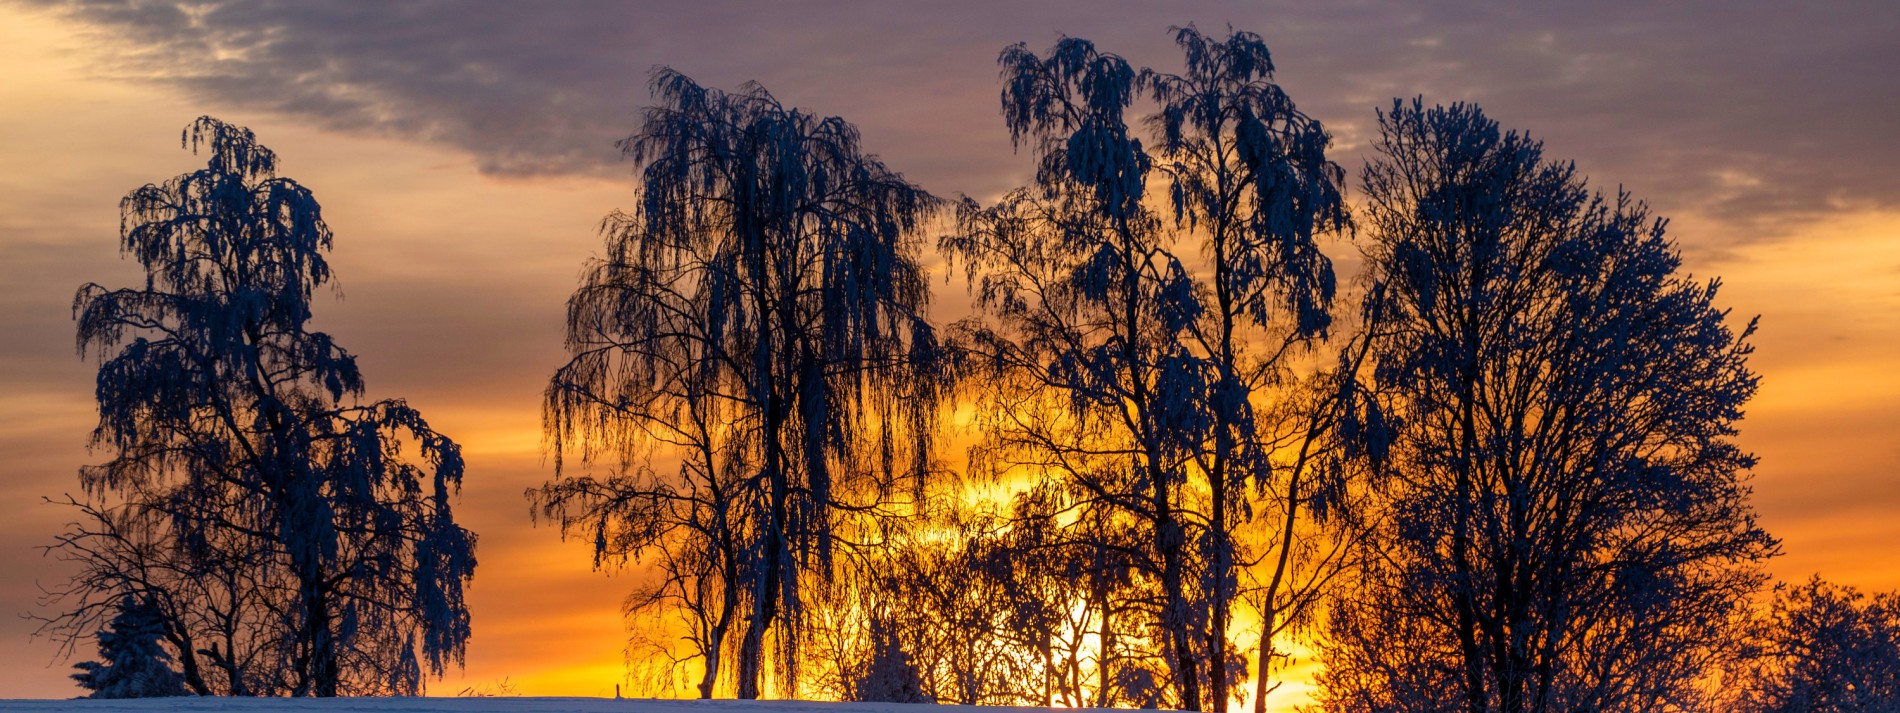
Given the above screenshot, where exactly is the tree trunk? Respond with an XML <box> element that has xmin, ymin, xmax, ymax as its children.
<box><xmin>165</xmin><ymin>627</ymin><xmax>211</xmax><ymax>696</ymax></box>
<box><xmin>700</xmin><ymin>594</ymin><xmax>731</xmax><ymax>698</ymax></box>
<box><xmin>300</xmin><ymin>569</ymin><xmax>338</xmax><ymax>697</ymax></box>
<box><xmin>1155</xmin><ymin>477</ymin><xmax>1202</xmax><ymax>712</ymax></box>
<box><xmin>698</xmin><ymin>643</ymin><xmax>722</xmax><ymax>699</ymax></box>
<box><xmin>1209</xmin><ymin>224</ymin><xmax>1237</xmax><ymax>713</ymax></box>
<box><xmin>1097</xmin><ymin>558</ymin><xmax>1114</xmax><ymax>708</ymax></box>
<box><xmin>1455</xmin><ymin>325</ymin><xmax>1486</xmax><ymax>713</ymax></box>
<box><xmin>1253</xmin><ymin>604</ymin><xmax>1274</xmax><ymax>713</ymax></box>
<box><xmin>736</xmin><ymin>489</ymin><xmax>785</xmax><ymax>699</ymax></box>
<box><xmin>738</xmin><ymin>394</ymin><xmax>791</xmax><ymax>699</ymax></box>
<box><xmin>736</xmin><ymin>598</ymin><xmax>771</xmax><ymax>700</ymax></box>
<box><xmin>1208</xmin><ymin>469</ymin><xmax>1230</xmax><ymax>712</ymax></box>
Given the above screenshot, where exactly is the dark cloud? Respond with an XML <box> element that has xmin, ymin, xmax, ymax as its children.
<box><xmin>20</xmin><ymin>0</ymin><xmax>1899</xmax><ymax>238</ymax></box>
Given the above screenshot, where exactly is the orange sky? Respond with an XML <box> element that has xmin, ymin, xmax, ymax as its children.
<box><xmin>1</xmin><ymin>2</ymin><xmax>1896</xmax><ymax>703</ymax></box>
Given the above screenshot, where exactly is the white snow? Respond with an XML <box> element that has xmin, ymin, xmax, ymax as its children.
<box><xmin>0</xmin><ymin>699</ymin><xmax>1122</xmax><ymax>713</ymax></box>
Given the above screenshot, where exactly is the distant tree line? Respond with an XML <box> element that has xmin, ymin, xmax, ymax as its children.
<box><xmin>42</xmin><ymin>24</ymin><xmax>1899</xmax><ymax>713</ymax></box>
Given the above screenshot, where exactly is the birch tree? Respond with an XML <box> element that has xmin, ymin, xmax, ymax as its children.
<box><xmin>1142</xmin><ymin>26</ymin><xmax>1361</xmax><ymax>710</ymax></box>
<box><xmin>51</xmin><ymin>117</ymin><xmax>477</xmax><ymax>697</ymax></box>
<box><xmin>946</xmin><ymin>34</ymin><xmax>1213</xmax><ymax>710</ymax></box>
<box><xmin>534</xmin><ymin>69</ymin><xmax>947</xmax><ymax>699</ymax></box>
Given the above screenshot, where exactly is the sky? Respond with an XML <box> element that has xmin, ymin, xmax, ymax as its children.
<box><xmin>1</xmin><ymin>0</ymin><xmax>1897</xmax><ymax>702</ymax></box>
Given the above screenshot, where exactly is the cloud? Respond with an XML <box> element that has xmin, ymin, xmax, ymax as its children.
<box><xmin>20</xmin><ymin>0</ymin><xmax>1899</xmax><ymax>239</ymax></box>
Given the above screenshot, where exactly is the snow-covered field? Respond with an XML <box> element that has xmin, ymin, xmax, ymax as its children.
<box><xmin>0</xmin><ymin>700</ymin><xmax>1103</xmax><ymax>713</ymax></box>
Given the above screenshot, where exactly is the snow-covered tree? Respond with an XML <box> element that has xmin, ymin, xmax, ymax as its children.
<box><xmin>55</xmin><ymin>117</ymin><xmax>477</xmax><ymax>697</ymax></box>
<box><xmin>946</xmin><ymin>34</ymin><xmax>1210</xmax><ymax>710</ymax></box>
<box><xmin>1316</xmin><ymin>100</ymin><xmax>1776</xmax><ymax>713</ymax></box>
<box><xmin>533</xmin><ymin>68</ymin><xmax>947</xmax><ymax>699</ymax></box>
<box><xmin>850</xmin><ymin>618</ymin><xmax>929</xmax><ymax>704</ymax></box>
<box><xmin>1143</xmin><ymin>26</ymin><xmax>1361</xmax><ymax>711</ymax></box>
<box><xmin>1726</xmin><ymin>577</ymin><xmax>1900</xmax><ymax>713</ymax></box>
<box><xmin>71</xmin><ymin>595</ymin><xmax>188</xmax><ymax>698</ymax></box>
<box><xmin>946</xmin><ymin>29</ymin><xmax>1363</xmax><ymax>711</ymax></box>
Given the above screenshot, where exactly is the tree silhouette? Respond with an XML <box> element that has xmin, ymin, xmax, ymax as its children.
<box><xmin>1142</xmin><ymin>26</ymin><xmax>1360</xmax><ymax>711</ymax></box>
<box><xmin>533</xmin><ymin>68</ymin><xmax>947</xmax><ymax>699</ymax></box>
<box><xmin>1726</xmin><ymin>577</ymin><xmax>1900</xmax><ymax>712</ymax></box>
<box><xmin>849</xmin><ymin>618</ymin><xmax>929</xmax><ymax>703</ymax></box>
<box><xmin>796</xmin><ymin>483</ymin><xmax>1155</xmax><ymax>708</ymax></box>
<box><xmin>825</xmin><ymin>507</ymin><xmax>1025</xmax><ymax>705</ymax></box>
<box><xmin>70</xmin><ymin>595</ymin><xmax>188</xmax><ymax>698</ymax></box>
<box><xmin>947</xmin><ymin>34</ymin><xmax>1211</xmax><ymax>710</ymax></box>
<box><xmin>53</xmin><ymin>117</ymin><xmax>476</xmax><ymax>697</ymax></box>
<box><xmin>1317</xmin><ymin>100</ymin><xmax>1776</xmax><ymax>713</ymax></box>
<box><xmin>946</xmin><ymin>29</ymin><xmax>1368</xmax><ymax>711</ymax></box>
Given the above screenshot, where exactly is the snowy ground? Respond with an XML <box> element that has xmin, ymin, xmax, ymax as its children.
<box><xmin>0</xmin><ymin>700</ymin><xmax>1116</xmax><ymax>713</ymax></box>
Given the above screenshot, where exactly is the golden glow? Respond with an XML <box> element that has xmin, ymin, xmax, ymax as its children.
<box><xmin>1698</xmin><ymin>210</ymin><xmax>1900</xmax><ymax>591</ymax></box>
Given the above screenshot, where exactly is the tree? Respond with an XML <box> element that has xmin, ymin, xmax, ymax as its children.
<box><xmin>532</xmin><ymin>68</ymin><xmax>947</xmax><ymax>699</ymax></box>
<box><xmin>71</xmin><ymin>595</ymin><xmax>188</xmax><ymax>699</ymax></box>
<box><xmin>1141</xmin><ymin>26</ymin><xmax>1359</xmax><ymax>711</ymax></box>
<box><xmin>976</xmin><ymin>482</ymin><xmax>1162</xmax><ymax>708</ymax></box>
<box><xmin>52</xmin><ymin>117</ymin><xmax>477</xmax><ymax>697</ymax></box>
<box><xmin>946</xmin><ymin>29</ymin><xmax>1362</xmax><ymax>711</ymax></box>
<box><xmin>946</xmin><ymin>34</ymin><xmax>1210</xmax><ymax>710</ymax></box>
<box><xmin>1726</xmin><ymin>577</ymin><xmax>1900</xmax><ymax>713</ymax></box>
<box><xmin>1317</xmin><ymin>100</ymin><xmax>1776</xmax><ymax>713</ymax></box>
<box><xmin>825</xmin><ymin>506</ymin><xmax>1031</xmax><ymax>706</ymax></box>
<box><xmin>849</xmin><ymin>618</ymin><xmax>929</xmax><ymax>704</ymax></box>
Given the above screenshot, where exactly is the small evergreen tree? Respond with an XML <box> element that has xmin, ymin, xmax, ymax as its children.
<box><xmin>852</xmin><ymin>618</ymin><xmax>929</xmax><ymax>704</ymax></box>
<box><xmin>71</xmin><ymin>595</ymin><xmax>187</xmax><ymax>699</ymax></box>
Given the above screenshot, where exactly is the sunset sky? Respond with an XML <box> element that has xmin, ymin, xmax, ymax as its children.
<box><xmin>2</xmin><ymin>0</ymin><xmax>1896</xmax><ymax>702</ymax></box>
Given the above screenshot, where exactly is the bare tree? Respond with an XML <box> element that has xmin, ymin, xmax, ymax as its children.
<box><xmin>1317</xmin><ymin>100</ymin><xmax>1776</xmax><ymax>713</ymax></box>
<box><xmin>532</xmin><ymin>68</ymin><xmax>948</xmax><ymax>699</ymax></box>
<box><xmin>42</xmin><ymin>495</ymin><xmax>276</xmax><ymax>695</ymax></box>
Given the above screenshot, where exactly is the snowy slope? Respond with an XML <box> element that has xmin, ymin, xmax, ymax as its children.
<box><xmin>0</xmin><ymin>699</ymin><xmax>1122</xmax><ymax>713</ymax></box>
